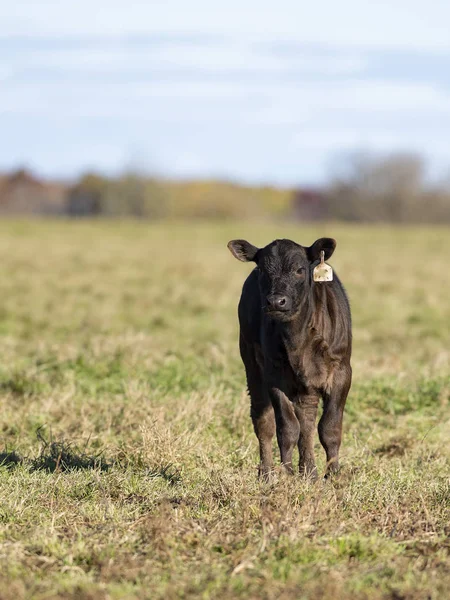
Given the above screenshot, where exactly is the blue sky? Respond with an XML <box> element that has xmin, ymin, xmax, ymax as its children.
<box><xmin>2</xmin><ymin>0</ymin><xmax>450</xmax><ymax>185</ymax></box>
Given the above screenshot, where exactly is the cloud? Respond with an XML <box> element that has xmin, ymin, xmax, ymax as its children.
<box><xmin>3</xmin><ymin>0</ymin><xmax>450</xmax><ymax>51</ymax></box>
<box><xmin>4</xmin><ymin>36</ymin><xmax>367</xmax><ymax>81</ymax></box>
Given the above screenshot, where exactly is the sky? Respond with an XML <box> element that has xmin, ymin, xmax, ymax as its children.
<box><xmin>2</xmin><ymin>0</ymin><xmax>450</xmax><ymax>185</ymax></box>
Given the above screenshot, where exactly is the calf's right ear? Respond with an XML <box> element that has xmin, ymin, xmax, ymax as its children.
<box><xmin>227</xmin><ymin>240</ymin><xmax>259</xmax><ymax>262</ymax></box>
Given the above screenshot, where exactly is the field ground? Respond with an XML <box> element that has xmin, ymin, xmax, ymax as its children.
<box><xmin>0</xmin><ymin>220</ymin><xmax>448</xmax><ymax>600</ymax></box>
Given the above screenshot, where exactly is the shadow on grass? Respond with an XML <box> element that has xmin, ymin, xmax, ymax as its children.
<box><xmin>30</xmin><ymin>439</ymin><xmax>112</xmax><ymax>473</ymax></box>
<box><xmin>0</xmin><ymin>429</ymin><xmax>112</xmax><ymax>474</ymax></box>
<box><xmin>146</xmin><ymin>464</ymin><xmax>182</xmax><ymax>486</ymax></box>
<box><xmin>24</xmin><ymin>428</ymin><xmax>113</xmax><ymax>473</ymax></box>
<box><xmin>0</xmin><ymin>450</ymin><xmax>22</xmax><ymax>470</ymax></box>
<box><xmin>0</xmin><ymin>430</ymin><xmax>182</xmax><ymax>484</ymax></box>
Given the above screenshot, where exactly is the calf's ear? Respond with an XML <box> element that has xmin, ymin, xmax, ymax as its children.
<box><xmin>227</xmin><ymin>239</ymin><xmax>259</xmax><ymax>262</ymax></box>
<box><xmin>307</xmin><ymin>237</ymin><xmax>336</xmax><ymax>262</ymax></box>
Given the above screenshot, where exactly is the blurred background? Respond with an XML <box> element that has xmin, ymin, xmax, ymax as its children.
<box><xmin>1</xmin><ymin>0</ymin><xmax>450</xmax><ymax>222</ymax></box>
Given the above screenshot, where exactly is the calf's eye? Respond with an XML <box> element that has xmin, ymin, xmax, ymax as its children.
<box><xmin>296</xmin><ymin>267</ymin><xmax>304</xmax><ymax>275</ymax></box>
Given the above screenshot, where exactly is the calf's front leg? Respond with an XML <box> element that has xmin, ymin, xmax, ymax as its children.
<box><xmin>295</xmin><ymin>394</ymin><xmax>320</xmax><ymax>479</ymax></box>
<box><xmin>251</xmin><ymin>398</ymin><xmax>275</xmax><ymax>480</ymax></box>
<box><xmin>318</xmin><ymin>366</ymin><xmax>351</xmax><ymax>476</ymax></box>
<box><xmin>269</xmin><ymin>387</ymin><xmax>300</xmax><ymax>474</ymax></box>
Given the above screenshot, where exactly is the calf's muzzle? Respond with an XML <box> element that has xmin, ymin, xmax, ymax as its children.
<box><xmin>266</xmin><ymin>294</ymin><xmax>291</xmax><ymax>312</ymax></box>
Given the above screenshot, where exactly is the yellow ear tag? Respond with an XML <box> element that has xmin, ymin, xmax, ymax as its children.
<box><xmin>313</xmin><ymin>250</ymin><xmax>333</xmax><ymax>282</ymax></box>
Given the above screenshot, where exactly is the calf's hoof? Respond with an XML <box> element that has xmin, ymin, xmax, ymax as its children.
<box><xmin>324</xmin><ymin>458</ymin><xmax>340</xmax><ymax>479</ymax></box>
<box><xmin>280</xmin><ymin>462</ymin><xmax>295</xmax><ymax>476</ymax></box>
<box><xmin>258</xmin><ymin>464</ymin><xmax>275</xmax><ymax>483</ymax></box>
<box><xmin>299</xmin><ymin>464</ymin><xmax>318</xmax><ymax>482</ymax></box>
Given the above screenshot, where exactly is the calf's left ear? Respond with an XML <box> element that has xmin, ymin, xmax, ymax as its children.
<box><xmin>227</xmin><ymin>239</ymin><xmax>259</xmax><ymax>262</ymax></box>
<box><xmin>307</xmin><ymin>238</ymin><xmax>336</xmax><ymax>262</ymax></box>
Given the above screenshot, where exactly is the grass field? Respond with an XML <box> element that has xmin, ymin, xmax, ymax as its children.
<box><xmin>0</xmin><ymin>220</ymin><xmax>448</xmax><ymax>600</ymax></box>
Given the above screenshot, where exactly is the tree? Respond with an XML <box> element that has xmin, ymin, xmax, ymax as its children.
<box><xmin>327</xmin><ymin>152</ymin><xmax>426</xmax><ymax>222</ymax></box>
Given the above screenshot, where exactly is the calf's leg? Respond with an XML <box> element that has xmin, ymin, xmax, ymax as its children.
<box><xmin>295</xmin><ymin>394</ymin><xmax>320</xmax><ymax>478</ymax></box>
<box><xmin>251</xmin><ymin>396</ymin><xmax>275</xmax><ymax>479</ymax></box>
<box><xmin>269</xmin><ymin>387</ymin><xmax>300</xmax><ymax>474</ymax></box>
<box><xmin>241</xmin><ymin>338</ymin><xmax>275</xmax><ymax>478</ymax></box>
<box><xmin>318</xmin><ymin>366</ymin><xmax>351</xmax><ymax>476</ymax></box>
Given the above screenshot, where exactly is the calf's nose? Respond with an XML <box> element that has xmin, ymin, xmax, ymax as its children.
<box><xmin>267</xmin><ymin>294</ymin><xmax>291</xmax><ymax>311</ymax></box>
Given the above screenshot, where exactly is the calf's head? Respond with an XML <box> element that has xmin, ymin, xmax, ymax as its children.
<box><xmin>228</xmin><ymin>237</ymin><xmax>336</xmax><ymax>320</ymax></box>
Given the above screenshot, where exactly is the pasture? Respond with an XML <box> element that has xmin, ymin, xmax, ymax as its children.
<box><xmin>0</xmin><ymin>220</ymin><xmax>448</xmax><ymax>600</ymax></box>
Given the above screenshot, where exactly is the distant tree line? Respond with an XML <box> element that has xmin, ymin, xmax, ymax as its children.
<box><xmin>325</xmin><ymin>152</ymin><xmax>450</xmax><ymax>223</ymax></box>
<box><xmin>66</xmin><ymin>173</ymin><xmax>291</xmax><ymax>219</ymax></box>
<box><xmin>1</xmin><ymin>153</ymin><xmax>449</xmax><ymax>222</ymax></box>
<box><xmin>68</xmin><ymin>153</ymin><xmax>450</xmax><ymax>223</ymax></box>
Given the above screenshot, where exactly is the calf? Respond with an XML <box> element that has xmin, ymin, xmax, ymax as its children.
<box><xmin>228</xmin><ymin>237</ymin><xmax>352</xmax><ymax>479</ymax></box>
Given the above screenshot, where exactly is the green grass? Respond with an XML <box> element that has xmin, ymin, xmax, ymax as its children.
<box><xmin>0</xmin><ymin>220</ymin><xmax>448</xmax><ymax>600</ymax></box>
